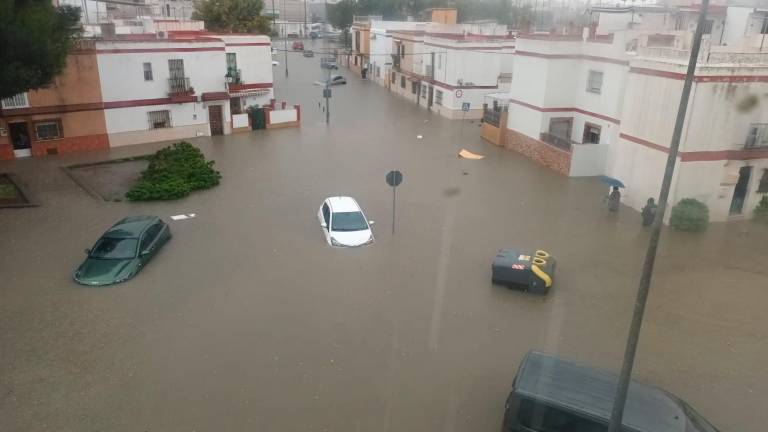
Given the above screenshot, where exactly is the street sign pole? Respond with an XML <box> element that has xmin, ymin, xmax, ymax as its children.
<box><xmin>606</xmin><ymin>1</ymin><xmax>709</xmax><ymax>431</ymax></box>
<box><xmin>385</xmin><ymin>170</ymin><xmax>404</xmax><ymax>235</ymax></box>
<box><xmin>392</xmin><ymin>184</ymin><xmax>396</xmax><ymax>234</ymax></box>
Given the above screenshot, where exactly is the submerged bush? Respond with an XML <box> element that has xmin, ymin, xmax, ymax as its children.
<box><xmin>126</xmin><ymin>142</ymin><xmax>221</xmax><ymax>201</ymax></box>
<box><xmin>754</xmin><ymin>195</ymin><xmax>768</xmax><ymax>225</ymax></box>
<box><xmin>670</xmin><ymin>198</ymin><xmax>709</xmax><ymax>232</ymax></box>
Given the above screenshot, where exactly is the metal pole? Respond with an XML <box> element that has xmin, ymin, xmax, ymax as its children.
<box><xmin>325</xmin><ymin>67</ymin><xmax>330</xmax><ymax>124</ymax></box>
<box><xmin>606</xmin><ymin>1</ymin><xmax>709</xmax><ymax>431</ymax></box>
<box><xmin>392</xmin><ymin>185</ymin><xmax>396</xmax><ymax>235</ymax></box>
<box><xmin>282</xmin><ymin>0</ymin><xmax>288</xmax><ymax>77</ymax></box>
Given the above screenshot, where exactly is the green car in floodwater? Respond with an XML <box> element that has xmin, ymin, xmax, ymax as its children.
<box><xmin>74</xmin><ymin>215</ymin><xmax>171</xmax><ymax>286</ymax></box>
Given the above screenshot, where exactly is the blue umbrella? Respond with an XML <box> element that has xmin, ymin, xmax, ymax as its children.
<box><xmin>599</xmin><ymin>175</ymin><xmax>625</xmax><ymax>188</ymax></box>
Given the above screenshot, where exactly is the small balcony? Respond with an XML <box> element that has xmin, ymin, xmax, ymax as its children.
<box><xmin>168</xmin><ymin>77</ymin><xmax>194</xmax><ymax>97</ymax></box>
<box><xmin>540</xmin><ymin>132</ymin><xmax>578</xmax><ymax>152</ymax></box>
<box><xmin>391</xmin><ymin>54</ymin><xmax>401</xmax><ymax>71</ymax></box>
<box><xmin>225</xmin><ymin>68</ymin><xmax>242</xmax><ymax>85</ymax></box>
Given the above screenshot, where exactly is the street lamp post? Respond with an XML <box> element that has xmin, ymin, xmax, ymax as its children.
<box><xmin>606</xmin><ymin>1</ymin><xmax>710</xmax><ymax>431</ymax></box>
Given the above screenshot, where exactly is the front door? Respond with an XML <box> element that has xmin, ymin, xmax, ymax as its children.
<box><xmin>208</xmin><ymin>105</ymin><xmax>224</xmax><ymax>136</ymax></box>
<box><xmin>427</xmin><ymin>85</ymin><xmax>434</xmax><ymax>108</ymax></box>
<box><xmin>729</xmin><ymin>166</ymin><xmax>752</xmax><ymax>215</ymax></box>
<box><xmin>9</xmin><ymin>122</ymin><xmax>31</xmax><ymax>158</ymax></box>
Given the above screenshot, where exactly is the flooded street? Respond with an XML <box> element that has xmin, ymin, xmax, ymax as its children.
<box><xmin>1</xmin><ymin>41</ymin><xmax>768</xmax><ymax>432</ymax></box>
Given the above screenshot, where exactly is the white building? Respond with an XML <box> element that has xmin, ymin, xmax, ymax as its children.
<box><xmin>96</xmin><ymin>32</ymin><xmax>273</xmax><ymax>146</ymax></box>
<box><xmin>493</xmin><ymin>4</ymin><xmax>768</xmax><ymax>222</ymax></box>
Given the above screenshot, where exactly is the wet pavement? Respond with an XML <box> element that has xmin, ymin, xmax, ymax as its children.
<box><xmin>2</xmin><ymin>39</ymin><xmax>768</xmax><ymax>432</ymax></box>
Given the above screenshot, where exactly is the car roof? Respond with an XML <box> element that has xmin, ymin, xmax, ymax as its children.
<box><xmin>105</xmin><ymin>215</ymin><xmax>158</xmax><ymax>238</ymax></box>
<box><xmin>514</xmin><ymin>351</ymin><xmax>685</xmax><ymax>432</ymax></box>
<box><xmin>327</xmin><ymin>196</ymin><xmax>361</xmax><ymax>213</ymax></box>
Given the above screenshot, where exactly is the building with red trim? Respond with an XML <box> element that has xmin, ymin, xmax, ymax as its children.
<box><xmin>490</xmin><ymin>4</ymin><xmax>768</xmax><ymax>222</ymax></box>
<box><xmin>0</xmin><ymin>28</ymin><xmax>274</xmax><ymax>160</ymax></box>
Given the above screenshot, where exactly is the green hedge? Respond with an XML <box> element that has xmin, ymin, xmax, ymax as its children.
<box><xmin>126</xmin><ymin>142</ymin><xmax>221</xmax><ymax>201</ymax></box>
<box><xmin>754</xmin><ymin>195</ymin><xmax>768</xmax><ymax>225</ymax></box>
<box><xmin>670</xmin><ymin>198</ymin><xmax>709</xmax><ymax>232</ymax></box>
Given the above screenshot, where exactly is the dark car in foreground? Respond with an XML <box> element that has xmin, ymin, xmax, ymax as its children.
<box><xmin>502</xmin><ymin>351</ymin><xmax>719</xmax><ymax>432</ymax></box>
<box><xmin>74</xmin><ymin>216</ymin><xmax>171</xmax><ymax>286</ymax></box>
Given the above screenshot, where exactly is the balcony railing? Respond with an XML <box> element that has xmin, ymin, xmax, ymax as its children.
<box><xmin>168</xmin><ymin>77</ymin><xmax>193</xmax><ymax>95</ymax></box>
<box><xmin>391</xmin><ymin>54</ymin><xmax>401</xmax><ymax>70</ymax></box>
<box><xmin>483</xmin><ymin>108</ymin><xmax>505</xmax><ymax>127</ymax></box>
<box><xmin>540</xmin><ymin>132</ymin><xmax>577</xmax><ymax>152</ymax></box>
<box><xmin>225</xmin><ymin>68</ymin><xmax>242</xmax><ymax>85</ymax></box>
<box><xmin>745</xmin><ymin>124</ymin><xmax>768</xmax><ymax>149</ymax></box>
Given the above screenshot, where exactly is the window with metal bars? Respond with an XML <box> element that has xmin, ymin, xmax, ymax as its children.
<box><xmin>148</xmin><ymin>110</ymin><xmax>171</xmax><ymax>129</ymax></box>
<box><xmin>435</xmin><ymin>90</ymin><xmax>443</xmax><ymax>105</ymax></box>
<box><xmin>746</xmin><ymin>124</ymin><xmax>768</xmax><ymax>148</ymax></box>
<box><xmin>586</xmin><ymin>70</ymin><xmax>603</xmax><ymax>94</ymax></box>
<box><xmin>34</xmin><ymin>120</ymin><xmax>63</xmax><ymax>140</ymax></box>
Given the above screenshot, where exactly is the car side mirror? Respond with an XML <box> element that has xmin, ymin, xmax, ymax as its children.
<box><xmin>369</xmin><ymin>220</ymin><xmax>375</xmax><ymax>225</ymax></box>
<box><xmin>321</xmin><ymin>222</ymin><xmax>327</xmax><ymax>228</ymax></box>
<box><xmin>140</xmin><ymin>250</ymin><xmax>150</xmax><ymax>256</ymax></box>
<box><xmin>84</xmin><ymin>248</ymin><xmax>91</xmax><ymax>255</ymax></box>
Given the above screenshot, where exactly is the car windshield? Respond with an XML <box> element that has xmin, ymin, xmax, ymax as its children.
<box><xmin>89</xmin><ymin>237</ymin><xmax>138</xmax><ymax>259</ymax></box>
<box><xmin>331</xmin><ymin>211</ymin><xmax>368</xmax><ymax>232</ymax></box>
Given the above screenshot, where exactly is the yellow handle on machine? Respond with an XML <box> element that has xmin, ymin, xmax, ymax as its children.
<box><xmin>531</xmin><ymin>264</ymin><xmax>552</xmax><ymax>288</ymax></box>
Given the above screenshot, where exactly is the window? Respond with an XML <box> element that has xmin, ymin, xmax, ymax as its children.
<box><xmin>376</xmin><ymin>66</ymin><xmax>381</xmax><ymax>78</ymax></box>
<box><xmin>322</xmin><ymin>203</ymin><xmax>330</xmax><ymax>225</ymax></box>
<box><xmin>758</xmin><ymin>169</ymin><xmax>768</xmax><ymax>193</ymax></box>
<box><xmin>411</xmin><ymin>81</ymin><xmax>418</xmax><ymax>94</ymax></box>
<box><xmin>139</xmin><ymin>223</ymin><xmax>162</xmax><ymax>252</ymax></box>
<box><xmin>168</xmin><ymin>59</ymin><xmax>185</xmax><ymax>78</ymax></box>
<box><xmin>702</xmin><ymin>19</ymin><xmax>713</xmax><ymax>35</ymax></box>
<box><xmin>400</xmin><ymin>45</ymin><xmax>405</xmax><ymax>59</ymax></box>
<box><xmin>745</xmin><ymin>124</ymin><xmax>768</xmax><ymax>148</ymax></box>
<box><xmin>517</xmin><ymin>398</ymin><xmax>606</xmax><ymax>432</ymax></box>
<box><xmin>587</xmin><ymin>70</ymin><xmax>603</xmax><ymax>94</ymax></box>
<box><xmin>226</xmin><ymin>53</ymin><xmax>237</xmax><ymax>72</ymax></box>
<box><xmin>1</xmin><ymin>92</ymin><xmax>29</xmax><ymax>109</ymax></box>
<box><xmin>421</xmin><ymin>85</ymin><xmax>427</xmax><ymax>99</ymax></box>
<box><xmin>90</xmin><ymin>238</ymin><xmax>138</xmax><ymax>260</ymax></box>
<box><xmin>143</xmin><ymin>62</ymin><xmax>153</xmax><ymax>81</ymax></box>
<box><xmin>400</xmin><ymin>76</ymin><xmax>406</xmax><ymax>89</ymax></box>
<box><xmin>34</xmin><ymin>120</ymin><xmax>63</xmax><ymax>140</ymax></box>
<box><xmin>148</xmin><ymin>110</ymin><xmax>171</xmax><ymax>129</ymax></box>
<box><xmin>391</xmin><ymin>71</ymin><xmax>395</xmax><ymax>84</ymax></box>
<box><xmin>435</xmin><ymin>89</ymin><xmax>443</xmax><ymax>105</ymax></box>
<box><xmin>582</xmin><ymin>123</ymin><xmax>601</xmax><ymax>144</ymax></box>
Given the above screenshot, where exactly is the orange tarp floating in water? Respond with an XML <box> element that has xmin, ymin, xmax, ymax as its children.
<box><xmin>458</xmin><ymin>149</ymin><xmax>485</xmax><ymax>160</ymax></box>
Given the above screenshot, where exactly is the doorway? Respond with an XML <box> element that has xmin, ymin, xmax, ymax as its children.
<box><xmin>208</xmin><ymin>105</ymin><xmax>224</xmax><ymax>136</ymax></box>
<box><xmin>729</xmin><ymin>166</ymin><xmax>752</xmax><ymax>215</ymax></box>
<box><xmin>9</xmin><ymin>122</ymin><xmax>32</xmax><ymax>158</ymax></box>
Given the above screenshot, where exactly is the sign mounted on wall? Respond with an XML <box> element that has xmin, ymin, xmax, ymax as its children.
<box><xmin>455</xmin><ymin>89</ymin><xmax>463</xmax><ymax>98</ymax></box>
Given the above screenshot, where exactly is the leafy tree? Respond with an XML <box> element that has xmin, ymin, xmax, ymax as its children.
<box><xmin>193</xmin><ymin>0</ymin><xmax>272</xmax><ymax>34</ymax></box>
<box><xmin>0</xmin><ymin>0</ymin><xmax>81</xmax><ymax>99</ymax></box>
<box><xmin>327</xmin><ymin>0</ymin><xmax>356</xmax><ymax>45</ymax></box>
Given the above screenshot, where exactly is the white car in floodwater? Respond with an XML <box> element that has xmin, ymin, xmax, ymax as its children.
<box><xmin>317</xmin><ymin>196</ymin><xmax>374</xmax><ymax>247</ymax></box>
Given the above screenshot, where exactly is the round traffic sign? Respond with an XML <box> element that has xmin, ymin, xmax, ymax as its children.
<box><xmin>455</xmin><ymin>89</ymin><xmax>463</xmax><ymax>98</ymax></box>
<box><xmin>386</xmin><ymin>170</ymin><xmax>403</xmax><ymax>187</ymax></box>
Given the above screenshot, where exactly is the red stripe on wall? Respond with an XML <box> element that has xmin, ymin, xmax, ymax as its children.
<box><xmin>225</xmin><ymin>42</ymin><xmax>271</xmax><ymax>47</ymax></box>
<box><xmin>97</xmin><ymin>47</ymin><xmax>225</xmax><ymax>54</ymax></box>
<box><xmin>227</xmin><ymin>83</ymin><xmax>274</xmax><ymax>91</ymax></box>
<box><xmin>515</xmin><ymin>50</ymin><xmax>629</xmax><ymax>66</ymax></box>
<box><xmin>103</xmin><ymin>98</ymin><xmax>178</xmax><ymax>109</ymax></box>
<box><xmin>630</xmin><ymin>67</ymin><xmax>768</xmax><ymax>82</ymax></box>
<box><xmin>620</xmin><ymin>132</ymin><xmax>768</xmax><ymax>161</ymax></box>
<box><xmin>509</xmin><ymin>98</ymin><xmax>621</xmax><ymax>124</ymax></box>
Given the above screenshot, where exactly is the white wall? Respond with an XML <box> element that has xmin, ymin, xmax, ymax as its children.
<box><xmin>723</xmin><ymin>7</ymin><xmax>753</xmax><ymax>47</ymax></box>
<box><xmin>569</xmin><ymin>143</ymin><xmax>609</xmax><ymax>176</ymax></box>
<box><xmin>221</xmin><ymin>35</ymin><xmax>274</xmax><ymax>86</ymax></box>
<box><xmin>97</xmin><ymin>40</ymin><xmax>227</xmax><ymax>102</ymax></box>
<box><xmin>270</xmin><ymin>108</ymin><xmax>298</xmax><ymax>123</ymax></box>
<box><xmin>105</xmin><ymin>102</ymin><xmax>211</xmax><ymax>133</ymax></box>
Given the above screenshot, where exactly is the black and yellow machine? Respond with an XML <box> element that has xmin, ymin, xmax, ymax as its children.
<box><xmin>491</xmin><ymin>248</ymin><xmax>556</xmax><ymax>295</ymax></box>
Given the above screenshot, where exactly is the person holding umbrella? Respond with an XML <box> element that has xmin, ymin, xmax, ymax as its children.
<box><xmin>600</xmin><ymin>176</ymin><xmax>625</xmax><ymax>213</ymax></box>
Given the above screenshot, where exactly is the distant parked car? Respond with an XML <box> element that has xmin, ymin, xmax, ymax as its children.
<box><xmin>317</xmin><ymin>196</ymin><xmax>374</xmax><ymax>247</ymax></box>
<box><xmin>73</xmin><ymin>216</ymin><xmax>171</xmax><ymax>286</ymax></box>
<box><xmin>327</xmin><ymin>74</ymin><xmax>346</xmax><ymax>85</ymax></box>
<box><xmin>292</xmin><ymin>41</ymin><xmax>304</xmax><ymax>50</ymax></box>
<box><xmin>303</xmin><ymin>49</ymin><xmax>314</xmax><ymax>58</ymax></box>
<box><xmin>309</xmin><ymin>31</ymin><xmax>321</xmax><ymax>39</ymax></box>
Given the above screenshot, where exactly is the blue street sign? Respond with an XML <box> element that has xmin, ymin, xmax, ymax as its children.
<box><xmin>462</xmin><ymin>102</ymin><xmax>471</xmax><ymax>112</ymax></box>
